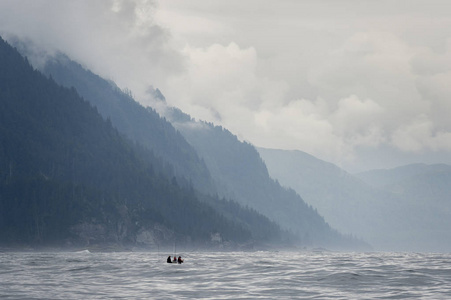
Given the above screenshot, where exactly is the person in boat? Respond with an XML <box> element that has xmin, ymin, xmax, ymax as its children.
<box><xmin>167</xmin><ymin>256</ymin><xmax>172</xmax><ymax>263</ymax></box>
<box><xmin>173</xmin><ymin>256</ymin><xmax>177</xmax><ymax>263</ymax></box>
<box><xmin>177</xmin><ymin>256</ymin><xmax>184</xmax><ymax>264</ymax></box>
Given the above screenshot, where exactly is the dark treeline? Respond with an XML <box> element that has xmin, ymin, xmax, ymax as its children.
<box><xmin>0</xmin><ymin>37</ymin><xmax>285</xmax><ymax>248</ymax></box>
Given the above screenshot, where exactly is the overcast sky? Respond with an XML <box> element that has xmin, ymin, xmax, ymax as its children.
<box><xmin>2</xmin><ymin>0</ymin><xmax>451</xmax><ymax>172</ymax></box>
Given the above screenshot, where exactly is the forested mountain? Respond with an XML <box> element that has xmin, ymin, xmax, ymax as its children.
<box><xmin>36</xmin><ymin>51</ymin><xmax>215</xmax><ymax>195</ymax></box>
<box><xmin>258</xmin><ymin>148</ymin><xmax>451</xmax><ymax>252</ymax></box>
<box><xmin>165</xmin><ymin>109</ymin><xmax>368</xmax><ymax>250</ymax></box>
<box><xmin>0</xmin><ymin>37</ymin><xmax>284</xmax><ymax>249</ymax></box>
<box><xmin>10</xmin><ymin>38</ymin><xmax>368</xmax><ymax>250</ymax></box>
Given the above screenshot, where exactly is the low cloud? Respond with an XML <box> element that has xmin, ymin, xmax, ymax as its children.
<box><xmin>0</xmin><ymin>0</ymin><xmax>183</xmax><ymax>103</ymax></box>
<box><xmin>161</xmin><ymin>30</ymin><xmax>451</xmax><ymax>166</ymax></box>
<box><xmin>2</xmin><ymin>0</ymin><xmax>451</xmax><ymax>170</ymax></box>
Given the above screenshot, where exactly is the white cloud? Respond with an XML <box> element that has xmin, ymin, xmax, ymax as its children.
<box><xmin>164</xmin><ymin>42</ymin><xmax>289</xmax><ymax>133</ymax></box>
<box><xmin>2</xmin><ymin>0</ymin><xmax>451</xmax><ymax>170</ymax></box>
<box><xmin>390</xmin><ymin>116</ymin><xmax>451</xmax><ymax>152</ymax></box>
<box><xmin>251</xmin><ymin>95</ymin><xmax>386</xmax><ymax>163</ymax></box>
<box><xmin>156</xmin><ymin>19</ymin><xmax>451</xmax><ymax>167</ymax></box>
<box><xmin>0</xmin><ymin>0</ymin><xmax>183</xmax><ymax>103</ymax></box>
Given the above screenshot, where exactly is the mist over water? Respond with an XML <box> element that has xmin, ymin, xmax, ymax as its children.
<box><xmin>1</xmin><ymin>250</ymin><xmax>450</xmax><ymax>299</ymax></box>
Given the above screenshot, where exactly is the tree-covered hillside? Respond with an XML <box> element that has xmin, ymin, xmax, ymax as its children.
<box><xmin>166</xmin><ymin>109</ymin><xmax>369</xmax><ymax>250</ymax></box>
<box><xmin>0</xmin><ymin>37</ymin><xmax>283</xmax><ymax>248</ymax></box>
<box><xmin>7</xmin><ymin>37</ymin><xmax>368</xmax><ymax>250</ymax></box>
<box><xmin>37</xmin><ymin>52</ymin><xmax>215</xmax><ymax>195</ymax></box>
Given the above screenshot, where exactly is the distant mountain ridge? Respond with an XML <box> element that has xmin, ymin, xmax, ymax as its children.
<box><xmin>258</xmin><ymin>147</ymin><xmax>451</xmax><ymax>252</ymax></box>
<box><xmin>356</xmin><ymin>163</ymin><xmax>451</xmax><ymax>189</ymax></box>
<box><xmin>356</xmin><ymin>163</ymin><xmax>451</xmax><ymax>251</ymax></box>
<box><xmin>257</xmin><ymin>148</ymin><xmax>389</xmax><ymax>240</ymax></box>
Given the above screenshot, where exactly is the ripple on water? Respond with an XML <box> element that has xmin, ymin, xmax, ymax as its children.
<box><xmin>1</xmin><ymin>251</ymin><xmax>451</xmax><ymax>299</ymax></box>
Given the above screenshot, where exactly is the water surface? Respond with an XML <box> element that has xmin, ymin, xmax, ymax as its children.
<box><xmin>1</xmin><ymin>251</ymin><xmax>450</xmax><ymax>299</ymax></box>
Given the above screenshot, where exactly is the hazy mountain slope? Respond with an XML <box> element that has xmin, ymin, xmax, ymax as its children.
<box><xmin>386</xmin><ymin>165</ymin><xmax>451</xmax><ymax>201</ymax></box>
<box><xmin>257</xmin><ymin>148</ymin><xmax>396</xmax><ymax>245</ymax></box>
<box><xmin>0</xmin><ymin>37</ymin><xmax>283</xmax><ymax>248</ymax></box>
<box><xmin>166</xmin><ymin>109</ymin><xmax>369</xmax><ymax>250</ymax></box>
<box><xmin>25</xmin><ymin>46</ymin><xmax>290</xmax><ymax>247</ymax></box>
<box><xmin>258</xmin><ymin>148</ymin><xmax>451</xmax><ymax>252</ymax></box>
<box><xmin>356</xmin><ymin>164</ymin><xmax>451</xmax><ymax>251</ymax></box>
<box><xmin>356</xmin><ymin>163</ymin><xmax>451</xmax><ymax>189</ymax></box>
<box><xmin>14</xmin><ymin>43</ymin><xmax>215</xmax><ymax>195</ymax></box>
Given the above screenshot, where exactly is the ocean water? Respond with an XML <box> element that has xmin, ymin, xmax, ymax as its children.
<box><xmin>1</xmin><ymin>250</ymin><xmax>450</xmax><ymax>299</ymax></box>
